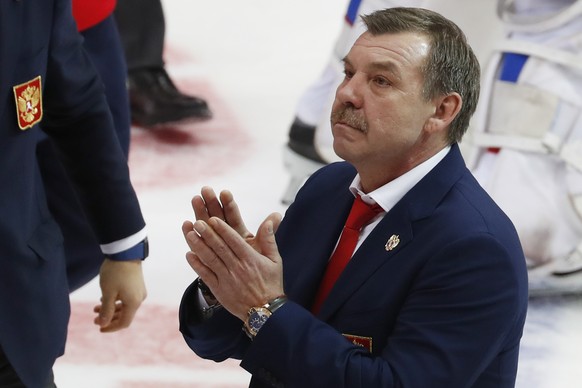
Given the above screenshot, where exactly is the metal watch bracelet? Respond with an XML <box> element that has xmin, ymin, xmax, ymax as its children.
<box><xmin>195</xmin><ymin>278</ymin><xmax>222</xmax><ymax>319</ymax></box>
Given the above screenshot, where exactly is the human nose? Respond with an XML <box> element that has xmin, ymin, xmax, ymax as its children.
<box><xmin>335</xmin><ymin>75</ymin><xmax>363</xmax><ymax>109</ymax></box>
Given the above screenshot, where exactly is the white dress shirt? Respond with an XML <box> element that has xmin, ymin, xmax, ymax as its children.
<box><xmin>348</xmin><ymin>146</ymin><xmax>451</xmax><ymax>252</ymax></box>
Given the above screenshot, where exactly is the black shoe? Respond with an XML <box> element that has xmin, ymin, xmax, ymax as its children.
<box><xmin>128</xmin><ymin>67</ymin><xmax>212</xmax><ymax>127</ymax></box>
<box><xmin>287</xmin><ymin>118</ymin><xmax>327</xmax><ymax>163</ymax></box>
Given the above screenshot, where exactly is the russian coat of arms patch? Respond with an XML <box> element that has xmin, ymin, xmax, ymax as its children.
<box><xmin>13</xmin><ymin>76</ymin><xmax>43</xmax><ymax>130</ymax></box>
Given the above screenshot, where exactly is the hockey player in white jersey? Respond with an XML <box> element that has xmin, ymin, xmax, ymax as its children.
<box><xmin>282</xmin><ymin>0</ymin><xmax>582</xmax><ymax>295</ymax></box>
<box><xmin>468</xmin><ymin>0</ymin><xmax>582</xmax><ymax>295</ymax></box>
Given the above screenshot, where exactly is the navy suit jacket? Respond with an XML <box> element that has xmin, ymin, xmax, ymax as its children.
<box><xmin>180</xmin><ymin>147</ymin><xmax>528</xmax><ymax>387</ymax></box>
<box><xmin>180</xmin><ymin>146</ymin><xmax>527</xmax><ymax>388</ymax></box>
<box><xmin>180</xmin><ymin>145</ymin><xmax>527</xmax><ymax>388</ymax></box>
<box><xmin>0</xmin><ymin>1</ymin><xmax>145</xmax><ymax>386</ymax></box>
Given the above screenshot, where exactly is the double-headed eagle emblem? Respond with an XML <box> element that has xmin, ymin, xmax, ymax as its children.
<box><xmin>13</xmin><ymin>76</ymin><xmax>43</xmax><ymax>130</ymax></box>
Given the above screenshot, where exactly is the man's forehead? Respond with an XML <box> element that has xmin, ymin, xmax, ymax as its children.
<box><xmin>354</xmin><ymin>31</ymin><xmax>431</xmax><ymax>50</ymax></box>
<box><xmin>342</xmin><ymin>55</ymin><xmax>403</xmax><ymax>78</ymax></box>
<box><xmin>345</xmin><ymin>31</ymin><xmax>430</xmax><ymax>69</ymax></box>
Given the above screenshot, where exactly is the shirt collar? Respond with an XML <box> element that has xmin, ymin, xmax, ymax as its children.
<box><xmin>349</xmin><ymin>146</ymin><xmax>451</xmax><ymax>212</ymax></box>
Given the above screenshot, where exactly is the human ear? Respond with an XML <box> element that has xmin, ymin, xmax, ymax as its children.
<box><xmin>424</xmin><ymin>92</ymin><xmax>462</xmax><ymax>134</ymax></box>
<box><xmin>436</xmin><ymin>92</ymin><xmax>462</xmax><ymax>126</ymax></box>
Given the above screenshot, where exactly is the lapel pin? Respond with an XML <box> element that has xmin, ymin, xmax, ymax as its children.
<box><xmin>385</xmin><ymin>234</ymin><xmax>400</xmax><ymax>251</ymax></box>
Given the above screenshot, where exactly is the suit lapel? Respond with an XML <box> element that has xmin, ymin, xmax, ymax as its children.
<box><xmin>285</xmin><ymin>187</ymin><xmax>355</xmax><ymax>308</ymax></box>
<box><xmin>316</xmin><ymin>204</ymin><xmax>414</xmax><ymax>319</ymax></box>
<box><xmin>0</xmin><ymin>1</ymin><xmax>24</xmax><ymax>121</ymax></box>
<box><xmin>317</xmin><ymin>145</ymin><xmax>468</xmax><ymax>320</ymax></box>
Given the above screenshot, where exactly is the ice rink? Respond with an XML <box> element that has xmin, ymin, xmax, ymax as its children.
<box><xmin>53</xmin><ymin>1</ymin><xmax>582</xmax><ymax>387</ymax></box>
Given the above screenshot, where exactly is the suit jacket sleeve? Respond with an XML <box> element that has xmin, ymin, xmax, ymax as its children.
<box><xmin>179</xmin><ymin>280</ymin><xmax>251</xmax><ymax>361</ymax></box>
<box><xmin>40</xmin><ymin>0</ymin><xmax>145</xmax><ymax>243</ymax></box>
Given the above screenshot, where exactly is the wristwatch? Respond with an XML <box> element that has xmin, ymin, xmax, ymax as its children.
<box><xmin>195</xmin><ymin>277</ymin><xmax>222</xmax><ymax>320</ymax></box>
<box><xmin>196</xmin><ymin>277</ymin><xmax>217</xmax><ymax>304</ymax></box>
<box><xmin>244</xmin><ymin>295</ymin><xmax>288</xmax><ymax>339</ymax></box>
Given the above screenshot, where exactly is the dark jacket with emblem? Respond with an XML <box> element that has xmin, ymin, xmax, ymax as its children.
<box><xmin>0</xmin><ymin>0</ymin><xmax>145</xmax><ymax>387</ymax></box>
<box><xmin>179</xmin><ymin>144</ymin><xmax>529</xmax><ymax>387</ymax></box>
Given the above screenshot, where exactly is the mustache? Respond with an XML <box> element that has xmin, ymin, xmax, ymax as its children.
<box><xmin>331</xmin><ymin>107</ymin><xmax>368</xmax><ymax>133</ymax></box>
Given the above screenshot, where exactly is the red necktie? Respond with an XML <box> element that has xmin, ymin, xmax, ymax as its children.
<box><xmin>311</xmin><ymin>195</ymin><xmax>381</xmax><ymax>314</ymax></box>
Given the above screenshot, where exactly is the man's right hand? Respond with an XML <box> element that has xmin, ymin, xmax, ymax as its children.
<box><xmin>189</xmin><ymin>186</ymin><xmax>253</xmax><ymax>240</ymax></box>
<box><xmin>183</xmin><ymin>186</ymin><xmax>281</xmax><ymax>254</ymax></box>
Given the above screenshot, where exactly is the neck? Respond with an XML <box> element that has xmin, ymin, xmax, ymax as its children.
<box><xmin>357</xmin><ymin>145</ymin><xmax>447</xmax><ymax>193</ymax></box>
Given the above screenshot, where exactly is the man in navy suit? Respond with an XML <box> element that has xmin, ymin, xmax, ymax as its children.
<box><xmin>0</xmin><ymin>0</ymin><xmax>148</xmax><ymax>387</ymax></box>
<box><xmin>179</xmin><ymin>7</ymin><xmax>528</xmax><ymax>387</ymax></box>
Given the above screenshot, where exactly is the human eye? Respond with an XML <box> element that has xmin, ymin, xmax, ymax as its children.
<box><xmin>343</xmin><ymin>67</ymin><xmax>355</xmax><ymax>80</ymax></box>
<box><xmin>373</xmin><ymin>75</ymin><xmax>391</xmax><ymax>87</ymax></box>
